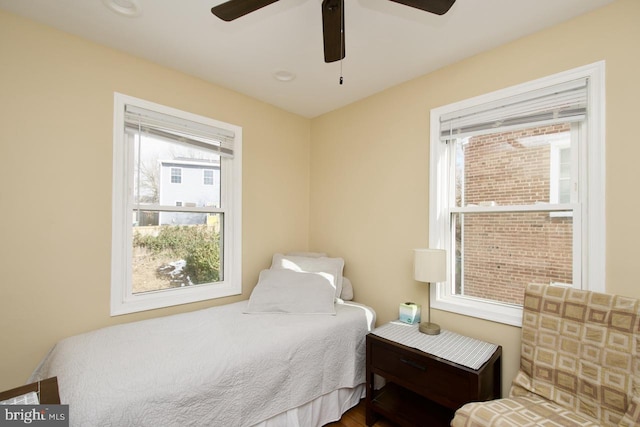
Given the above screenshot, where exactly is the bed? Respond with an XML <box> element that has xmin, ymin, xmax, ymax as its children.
<box><xmin>29</xmin><ymin>253</ymin><xmax>376</xmax><ymax>427</ymax></box>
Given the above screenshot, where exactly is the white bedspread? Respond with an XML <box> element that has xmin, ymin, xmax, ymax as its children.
<box><xmin>30</xmin><ymin>300</ymin><xmax>375</xmax><ymax>427</ymax></box>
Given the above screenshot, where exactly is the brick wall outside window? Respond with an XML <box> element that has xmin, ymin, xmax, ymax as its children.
<box><xmin>457</xmin><ymin>124</ymin><xmax>573</xmax><ymax>305</ymax></box>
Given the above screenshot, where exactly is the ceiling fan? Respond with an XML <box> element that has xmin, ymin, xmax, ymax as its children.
<box><xmin>211</xmin><ymin>0</ymin><xmax>456</xmax><ymax>63</ymax></box>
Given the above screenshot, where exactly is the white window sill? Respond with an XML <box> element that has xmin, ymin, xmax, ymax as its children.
<box><xmin>111</xmin><ymin>281</ymin><xmax>241</xmax><ymax>316</ymax></box>
<box><xmin>432</xmin><ymin>291</ymin><xmax>523</xmax><ymax>327</ymax></box>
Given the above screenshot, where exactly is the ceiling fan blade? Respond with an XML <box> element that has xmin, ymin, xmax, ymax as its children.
<box><xmin>387</xmin><ymin>0</ymin><xmax>456</xmax><ymax>15</ymax></box>
<box><xmin>322</xmin><ymin>0</ymin><xmax>345</xmax><ymax>63</ymax></box>
<box><xmin>211</xmin><ymin>0</ymin><xmax>280</xmax><ymax>21</ymax></box>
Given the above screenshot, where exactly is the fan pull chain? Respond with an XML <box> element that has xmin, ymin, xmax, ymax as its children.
<box><xmin>339</xmin><ymin>0</ymin><xmax>344</xmax><ymax>85</ymax></box>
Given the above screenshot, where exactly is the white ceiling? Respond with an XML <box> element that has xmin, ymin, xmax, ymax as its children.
<box><xmin>0</xmin><ymin>0</ymin><xmax>615</xmax><ymax>118</ymax></box>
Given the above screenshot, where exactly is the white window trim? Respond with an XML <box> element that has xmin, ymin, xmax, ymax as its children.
<box><xmin>110</xmin><ymin>93</ymin><xmax>242</xmax><ymax>316</ymax></box>
<box><xmin>429</xmin><ymin>62</ymin><xmax>605</xmax><ymax>327</ymax></box>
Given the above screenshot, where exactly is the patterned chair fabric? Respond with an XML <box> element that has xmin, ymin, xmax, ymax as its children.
<box><xmin>451</xmin><ymin>283</ymin><xmax>640</xmax><ymax>427</ymax></box>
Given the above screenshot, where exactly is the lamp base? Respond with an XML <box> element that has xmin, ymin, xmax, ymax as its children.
<box><xmin>419</xmin><ymin>321</ymin><xmax>441</xmax><ymax>335</ymax></box>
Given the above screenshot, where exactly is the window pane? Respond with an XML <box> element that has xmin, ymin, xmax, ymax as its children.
<box><xmin>133</xmin><ymin>134</ymin><xmax>221</xmax><ymax>209</ymax></box>
<box><xmin>455</xmin><ymin>124</ymin><xmax>572</xmax><ymax>207</ymax></box>
<box><xmin>453</xmin><ymin>211</ymin><xmax>573</xmax><ymax>305</ymax></box>
<box><xmin>132</xmin><ymin>214</ymin><xmax>223</xmax><ymax>294</ymax></box>
<box><xmin>130</xmin><ymin>127</ymin><xmax>223</xmax><ymax>294</ymax></box>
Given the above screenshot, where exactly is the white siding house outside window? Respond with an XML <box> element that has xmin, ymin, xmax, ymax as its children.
<box><xmin>111</xmin><ymin>93</ymin><xmax>242</xmax><ymax>316</ymax></box>
<box><xmin>429</xmin><ymin>62</ymin><xmax>605</xmax><ymax>326</ymax></box>
<box><xmin>158</xmin><ymin>159</ymin><xmax>220</xmax><ymax>225</ymax></box>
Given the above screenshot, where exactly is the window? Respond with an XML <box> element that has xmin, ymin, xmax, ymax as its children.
<box><xmin>429</xmin><ymin>62</ymin><xmax>605</xmax><ymax>326</ymax></box>
<box><xmin>550</xmin><ymin>139</ymin><xmax>572</xmax><ymax>204</ymax></box>
<box><xmin>111</xmin><ymin>93</ymin><xmax>242</xmax><ymax>316</ymax></box>
<box><xmin>203</xmin><ymin>169</ymin><xmax>214</xmax><ymax>185</ymax></box>
<box><xmin>170</xmin><ymin>167</ymin><xmax>182</xmax><ymax>184</ymax></box>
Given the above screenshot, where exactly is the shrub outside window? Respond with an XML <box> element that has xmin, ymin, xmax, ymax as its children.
<box><xmin>429</xmin><ymin>63</ymin><xmax>605</xmax><ymax>326</ymax></box>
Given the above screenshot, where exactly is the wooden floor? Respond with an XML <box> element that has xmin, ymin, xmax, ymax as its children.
<box><xmin>325</xmin><ymin>400</ymin><xmax>398</xmax><ymax>427</ymax></box>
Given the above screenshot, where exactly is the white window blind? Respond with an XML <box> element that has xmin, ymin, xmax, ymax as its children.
<box><xmin>125</xmin><ymin>105</ymin><xmax>235</xmax><ymax>157</ymax></box>
<box><xmin>440</xmin><ymin>78</ymin><xmax>588</xmax><ymax>141</ymax></box>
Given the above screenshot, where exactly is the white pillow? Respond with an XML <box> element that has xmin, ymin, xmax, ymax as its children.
<box><xmin>341</xmin><ymin>277</ymin><xmax>353</xmax><ymax>301</ymax></box>
<box><xmin>245</xmin><ymin>269</ymin><xmax>336</xmax><ymax>315</ymax></box>
<box><xmin>286</xmin><ymin>251</ymin><xmax>328</xmax><ymax>258</ymax></box>
<box><xmin>285</xmin><ymin>253</ymin><xmax>354</xmax><ymax>300</ymax></box>
<box><xmin>271</xmin><ymin>253</ymin><xmax>344</xmax><ymax>300</ymax></box>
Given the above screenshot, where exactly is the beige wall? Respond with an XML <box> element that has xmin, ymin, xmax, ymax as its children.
<box><xmin>0</xmin><ymin>11</ymin><xmax>311</xmax><ymax>390</ymax></box>
<box><xmin>310</xmin><ymin>0</ymin><xmax>640</xmax><ymax>394</ymax></box>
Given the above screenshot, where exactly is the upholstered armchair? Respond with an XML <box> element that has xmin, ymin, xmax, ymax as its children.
<box><xmin>451</xmin><ymin>283</ymin><xmax>640</xmax><ymax>427</ymax></box>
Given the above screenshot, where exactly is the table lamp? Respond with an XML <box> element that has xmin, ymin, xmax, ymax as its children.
<box><xmin>414</xmin><ymin>248</ymin><xmax>446</xmax><ymax>335</ymax></box>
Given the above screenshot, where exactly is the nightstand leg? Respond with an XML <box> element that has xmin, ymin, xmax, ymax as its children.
<box><xmin>365</xmin><ymin>407</ymin><xmax>379</xmax><ymax>427</ymax></box>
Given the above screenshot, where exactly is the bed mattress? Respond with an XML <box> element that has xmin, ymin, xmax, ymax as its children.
<box><xmin>30</xmin><ymin>300</ymin><xmax>375</xmax><ymax>427</ymax></box>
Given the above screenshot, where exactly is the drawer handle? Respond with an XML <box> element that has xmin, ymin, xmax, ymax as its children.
<box><xmin>400</xmin><ymin>358</ymin><xmax>426</xmax><ymax>371</ymax></box>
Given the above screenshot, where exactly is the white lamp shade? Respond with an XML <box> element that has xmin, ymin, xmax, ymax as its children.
<box><xmin>414</xmin><ymin>249</ymin><xmax>446</xmax><ymax>283</ymax></box>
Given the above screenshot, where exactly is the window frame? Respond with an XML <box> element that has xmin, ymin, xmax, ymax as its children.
<box><xmin>428</xmin><ymin>62</ymin><xmax>605</xmax><ymax>326</ymax></box>
<box><xmin>110</xmin><ymin>93</ymin><xmax>242</xmax><ymax>316</ymax></box>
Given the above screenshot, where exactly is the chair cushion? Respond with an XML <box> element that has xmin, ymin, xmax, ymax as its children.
<box><xmin>451</xmin><ymin>395</ymin><xmax>600</xmax><ymax>427</ymax></box>
<box><xmin>452</xmin><ymin>284</ymin><xmax>640</xmax><ymax>427</ymax></box>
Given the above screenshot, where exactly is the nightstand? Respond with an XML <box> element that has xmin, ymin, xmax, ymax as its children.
<box><xmin>365</xmin><ymin>323</ymin><xmax>502</xmax><ymax>427</ymax></box>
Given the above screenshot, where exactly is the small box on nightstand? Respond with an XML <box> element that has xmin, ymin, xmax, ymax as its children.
<box><xmin>399</xmin><ymin>302</ymin><xmax>421</xmax><ymax>324</ymax></box>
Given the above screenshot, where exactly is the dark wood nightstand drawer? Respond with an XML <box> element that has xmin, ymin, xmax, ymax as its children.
<box><xmin>369</xmin><ymin>336</ymin><xmax>468</xmax><ymax>408</ymax></box>
<box><xmin>366</xmin><ymin>331</ymin><xmax>502</xmax><ymax>427</ymax></box>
